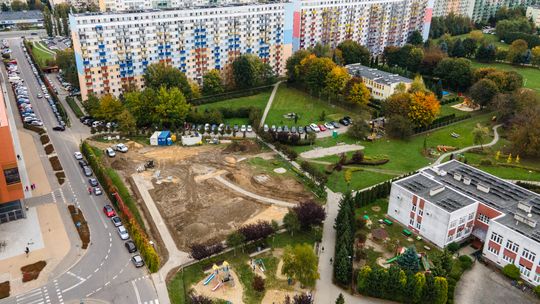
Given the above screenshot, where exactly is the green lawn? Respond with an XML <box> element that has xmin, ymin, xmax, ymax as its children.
<box><xmin>439</xmin><ymin>100</ymin><xmax>466</xmax><ymax>117</ymax></box>
<box><xmin>167</xmin><ymin>231</ymin><xmax>319</xmax><ymax>304</ymax></box>
<box><xmin>471</xmin><ymin>60</ymin><xmax>540</xmax><ymax>93</ymax></box>
<box><xmin>433</xmin><ymin>32</ymin><xmax>508</xmax><ymax>50</ymax></box>
<box><xmin>296</xmin><ymin>113</ymin><xmax>494</xmax><ymax>192</ymax></box>
<box><xmin>31</xmin><ymin>41</ymin><xmax>55</xmax><ymax>67</ymax></box>
<box><xmin>264</xmin><ymin>86</ymin><xmax>353</xmax><ymax>127</ymax></box>
<box><xmin>196</xmin><ymin>91</ymin><xmax>272</xmax><ymax>125</ymax></box>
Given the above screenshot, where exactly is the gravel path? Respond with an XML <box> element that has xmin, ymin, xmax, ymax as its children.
<box><xmin>300</xmin><ymin>144</ymin><xmax>364</xmax><ymax>159</ymax></box>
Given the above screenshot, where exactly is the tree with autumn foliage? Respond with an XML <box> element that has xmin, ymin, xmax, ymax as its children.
<box><xmin>344</xmin><ymin>77</ymin><xmax>370</xmax><ymax>106</ymax></box>
<box><xmin>408</xmin><ymin>91</ymin><xmax>441</xmax><ymax>127</ymax></box>
<box><xmin>299</xmin><ymin>54</ymin><xmax>336</xmax><ymax>94</ymax></box>
<box><xmin>325</xmin><ymin>66</ymin><xmax>351</xmax><ymax>100</ymax></box>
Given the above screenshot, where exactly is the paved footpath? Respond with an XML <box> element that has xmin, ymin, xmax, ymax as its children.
<box><xmin>214</xmin><ymin>175</ymin><xmax>295</xmax><ymax>208</ymax></box>
<box><xmin>259</xmin><ymin>81</ymin><xmax>282</xmax><ymax>128</ymax></box>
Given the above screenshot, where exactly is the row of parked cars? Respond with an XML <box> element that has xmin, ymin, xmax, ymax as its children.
<box><xmin>18</xmin><ymin>42</ymin><xmax>67</xmax><ymax>131</ymax></box>
<box><xmin>106</xmin><ymin>143</ymin><xmax>129</xmax><ymax>158</ymax></box>
<box><xmin>185</xmin><ymin>123</ymin><xmax>253</xmax><ymax>134</ymax></box>
<box><xmin>80</xmin><ymin>115</ymin><xmax>119</xmax><ymax>129</ymax></box>
<box><xmin>263</xmin><ymin>116</ymin><xmax>353</xmax><ymax>134</ymax></box>
<box><xmin>73</xmin><ymin>150</ymin><xmax>144</xmax><ymax>268</ymax></box>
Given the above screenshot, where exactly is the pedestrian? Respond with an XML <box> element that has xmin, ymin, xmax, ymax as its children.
<box><xmin>25</xmin><ymin>186</ymin><xmax>28</xmax><ymax>191</ymax></box>
<box><xmin>33</xmin><ymin>183</ymin><xmax>36</xmax><ymax>190</ymax></box>
<box><xmin>25</xmin><ymin>247</ymin><xmax>29</xmax><ymax>257</ymax></box>
<box><xmin>17</xmin><ymin>154</ymin><xmax>20</xmax><ymax>160</ymax></box>
<box><xmin>321</xmin><ymin>246</ymin><xmax>324</xmax><ymax>252</ymax></box>
<box><xmin>330</xmin><ymin>257</ymin><xmax>333</xmax><ymax>265</ymax></box>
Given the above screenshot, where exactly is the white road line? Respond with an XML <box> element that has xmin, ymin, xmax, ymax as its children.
<box><xmin>24</xmin><ymin>299</ymin><xmax>44</xmax><ymax>304</ymax></box>
<box><xmin>131</xmin><ymin>280</ymin><xmax>142</xmax><ymax>304</ymax></box>
<box><xmin>112</xmin><ymin>275</ymin><xmax>118</xmax><ymax>280</ymax></box>
<box><xmin>66</xmin><ymin>271</ymin><xmax>86</xmax><ymax>282</ymax></box>
<box><xmin>94</xmin><ymin>268</ymin><xmax>99</xmax><ymax>273</ymax></box>
<box><xmin>16</xmin><ymin>289</ymin><xmax>42</xmax><ymax>301</ymax></box>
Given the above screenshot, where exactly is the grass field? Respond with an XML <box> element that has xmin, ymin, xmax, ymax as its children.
<box><xmin>196</xmin><ymin>91</ymin><xmax>272</xmax><ymax>125</ymax></box>
<box><xmin>264</xmin><ymin>86</ymin><xmax>353</xmax><ymax>127</ymax></box>
<box><xmin>297</xmin><ymin>113</ymin><xmax>494</xmax><ymax>192</ymax></box>
<box><xmin>433</xmin><ymin>33</ymin><xmax>509</xmax><ymax>50</ymax></box>
<box><xmin>471</xmin><ymin>60</ymin><xmax>540</xmax><ymax>93</ymax></box>
<box><xmin>439</xmin><ymin>100</ymin><xmax>467</xmax><ymax>117</ymax></box>
<box><xmin>31</xmin><ymin>41</ymin><xmax>55</xmax><ymax>67</ymax></box>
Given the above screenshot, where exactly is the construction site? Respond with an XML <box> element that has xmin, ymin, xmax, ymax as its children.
<box><xmin>95</xmin><ymin>140</ymin><xmax>313</xmax><ymax>250</ymax></box>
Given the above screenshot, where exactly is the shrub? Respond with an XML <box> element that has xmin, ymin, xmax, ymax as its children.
<box><xmin>40</xmin><ymin>134</ymin><xmax>50</xmax><ymax>144</ymax></box>
<box><xmin>300</xmin><ymin>161</ymin><xmax>328</xmax><ymax>185</ymax></box>
<box><xmin>23</xmin><ymin>123</ymin><xmax>46</xmax><ymax>135</ymax></box>
<box><xmin>479</xmin><ymin>159</ymin><xmax>493</xmax><ymax>166</ymax></box>
<box><xmin>347</xmin><ymin>121</ymin><xmax>371</xmax><ymax>139</ymax></box>
<box><xmin>458</xmin><ymin>255</ymin><xmax>473</xmax><ymax>270</ymax></box>
<box><xmin>293</xmin><ymin>200</ymin><xmax>326</xmax><ymax>230</ymax></box>
<box><xmin>252</xmin><ymin>275</ymin><xmax>265</xmax><ymax>292</ymax></box>
<box><xmin>49</xmin><ymin>156</ymin><xmax>62</xmax><ymax>171</ymax></box>
<box><xmin>238</xmin><ymin>221</ymin><xmax>274</xmax><ymax>242</ymax></box>
<box><xmin>188</xmin><ymin>293</ymin><xmax>213</xmax><ymax>304</ymax></box>
<box><xmin>351</xmin><ymin>150</ymin><xmax>364</xmax><ymax>163</ymax></box>
<box><xmin>20</xmin><ymin>261</ymin><xmax>47</xmax><ymax>282</ymax></box>
<box><xmin>44</xmin><ymin>144</ymin><xmax>54</xmax><ymax>155</ymax></box>
<box><xmin>274</xmin><ymin>142</ymin><xmax>298</xmax><ymax>160</ymax></box>
<box><xmin>534</xmin><ymin>285</ymin><xmax>540</xmax><ymax>298</ymax></box>
<box><xmin>386</xmin><ymin>115</ymin><xmax>413</xmax><ymax>140</ymax></box>
<box><xmin>189</xmin><ymin>241</ymin><xmax>224</xmax><ymax>260</ymax></box>
<box><xmin>502</xmin><ymin>264</ymin><xmax>521</xmax><ymax>280</ymax></box>
<box><xmin>55</xmin><ymin>172</ymin><xmax>66</xmax><ymax>185</ymax></box>
<box><xmin>356</xmin><ymin>231</ymin><xmax>367</xmax><ymax>243</ymax></box>
<box><xmin>447</xmin><ymin>242</ymin><xmax>460</xmax><ymax>253</ymax></box>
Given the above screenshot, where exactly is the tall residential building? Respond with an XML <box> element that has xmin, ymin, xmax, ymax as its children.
<box><xmin>433</xmin><ymin>0</ymin><xmax>535</xmax><ymax>21</ymax></box>
<box><xmin>0</xmin><ymin>90</ymin><xmax>25</xmax><ymax>223</ymax></box>
<box><xmin>527</xmin><ymin>5</ymin><xmax>540</xmax><ymax>27</ymax></box>
<box><xmin>70</xmin><ymin>0</ymin><xmax>433</xmax><ymax>100</ymax></box>
<box><xmin>388</xmin><ymin>160</ymin><xmax>540</xmax><ymax>285</ymax></box>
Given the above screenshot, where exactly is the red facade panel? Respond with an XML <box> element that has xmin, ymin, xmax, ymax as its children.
<box><xmin>448</xmin><ymin>228</ymin><xmax>456</xmax><ymax>236</ymax></box>
<box><xmin>519</xmin><ymin>257</ymin><xmax>533</xmax><ymax>269</ymax></box>
<box><xmin>419</xmin><ymin>199</ymin><xmax>425</xmax><ymax>209</ymax></box>
<box><xmin>416</xmin><ymin>215</ymin><xmax>422</xmax><ymax>223</ymax></box>
<box><xmin>412</xmin><ymin>195</ymin><xmax>417</xmax><ymax>205</ymax></box>
<box><xmin>503</xmin><ymin>249</ymin><xmax>517</xmax><ymax>260</ymax></box>
<box><xmin>488</xmin><ymin>240</ymin><xmax>501</xmax><ymax>251</ymax></box>
<box><xmin>410</xmin><ymin>211</ymin><xmax>415</xmax><ymax>219</ymax></box>
<box><xmin>475</xmin><ymin>203</ymin><xmax>502</xmax><ymax>230</ymax></box>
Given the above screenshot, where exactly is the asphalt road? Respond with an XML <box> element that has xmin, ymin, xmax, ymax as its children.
<box><xmin>0</xmin><ymin>38</ymin><xmax>159</xmax><ymax>304</ymax></box>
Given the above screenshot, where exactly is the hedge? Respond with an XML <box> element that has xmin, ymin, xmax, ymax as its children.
<box><xmin>66</xmin><ymin>96</ymin><xmax>84</xmax><ymax>118</ymax></box>
<box><xmin>23</xmin><ymin>123</ymin><xmax>46</xmax><ymax>135</ymax></box>
<box><xmin>300</xmin><ymin>161</ymin><xmax>328</xmax><ymax>185</ymax></box>
<box><xmin>273</xmin><ymin>142</ymin><xmax>298</xmax><ymax>161</ymax></box>
<box><xmin>413</xmin><ymin>114</ymin><xmax>472</xmax><ymax>134</ymax></box>
<box><xmin>40</xmin><ymin>134</ymin><xmax>50</xmax><ymax>145</ymax></box>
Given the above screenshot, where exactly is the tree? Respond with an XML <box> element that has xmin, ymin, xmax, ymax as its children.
<box><xmin>344</xmin><ymin>77</ymin><xmax>370</xmax><ymax>106</ymax></box>
<box><xmin>300</xmin><ymin>55</ymin><xmax>336</xmax><ymax>94</ymax></box>
<box><xmin>508</xmin><ymin>105</ymin><xmax>540</xmax><ymax>157</ymax></box>
<box><xmin>232</xmin><ymin>54</ymin><xmax>274</xmax><ymax>89</ymax></box>
<box><xmin>286</xmin><ymin>50</ymin><xmax>312</xmax><ymax>82</ymax></box>
<box><xmin>419</xmin><ymin>47</ymin><xmax>445</xmax><ymax>75</ymax></box>
<box><xmin>409</xmin><ymin>75</ymin><xmax>428</xmax><ymax>93</ymax></box>
<box><xmin>396</xmin><ymin>247</ymin><xmax>420</xmax><ymax>273</ymax></box>
<box><xmin>476</xmin><ymin>43</ymin><xmax>496</xmax><ymax>63</ymax></box>
<box><xmin>433</xmin><ymin>277</ymin><xmax>448</xmax><ymax>304</ymax></box>
<box><xmin>408</xmin><ymin>30</ymin><xmax>423</xmax><ymax>45</ymax></box>
<box><xmin>408</xmin><ymin>91</ymin><xmax>440</xmax><ymax>127</ymax></box>
<box><xmin>446</xmin><ymin>242</ymin><xmax>460</xmax><ymax>253</ymax></box>
<box><xmin>1</xmin><ymin>3</ymin><xmax>9</xmax><ymax>11</ymax></box>
<box><xmin>462</xmin><ymin>38</ymin><xmax>478</xmax><ymax>57</ymax></box>
<box><xmin>532</xmin><ymin>46</ymin><xmax>540</xmax><ymax>66</ymax></box>
<box><xmin>335</xmin><ymin>293</ymin><xmax>345</xmax><ymax>304</ymax></box>
<box><xmin>143</xmin><ymin>63</ymin><xmax>192</xmax><ymax>98</ymax></box>
<box><xmin>507</xmin><ymin>39</ymin><xmax>528</xmax><ymax>64</ymax></box>
<box><xmin>283</xmin><ymin>211</ymin><xmax>301</xmax><ymax>236</ymax></box>
<box><xmin>311</xmin><ymin>43</ymin><xmax>332</xmax><ymax>58</ymax></box>
<box><xmin>434</xmin><ymin>58</ymin><xmax>473</xmax><ymax>91</ymax></box>
<box><xmin>154</xmin><ymin>87</ymin><xmax>191</xmax><ymax>129</ymax></box>
<box><xmin>226</xmin><ymin>231</ymin><xmax>245</xmax><ymax>256</ymax></box>
<box><xmin>336</xmin><ymin>40</ymin><xmax>370</xmax><ymax>65</ymax></box>
<box><xmin>282</xmin><ymin>244</ymin><xmax>319</xmax><ymax>287</ymax></box>
<box><xmin>469</xmin><ymin>30</ymin><xmax>484</xmax><ymax>42</ymax></box>
<box><xmin>11</xmin><ymin>0</ymin><xmax>27</xmax><ymax>11</ymax></box>
<box><xmin>346</xmin><ymin>120</ymin><xmax>371</xmax><ymax>140</ymax></box>
<box><xmin>188</xmin><ymin>293</ymin><xmax>213</xmax><ymax>304</ymax></box>
<box><xmin>386</xmin><ymin>115</ymin><xmax>413</xmax><ymax>140</ymax></box>
<box><xmin>386</xmin><ymin>265</ymin><xmax>407</xmax><ymax>300</ymax></box>
<box><xmin>117</xmin><ymin>110</ymin><xmax>136</xmax><ymax>135</ymax></box>
<box><xmin>293</xmin><ymin>200</ymin><xmax>326</xmax><ymax>230</ymax></box>
<box><xmin>252</xmin><ymin>275</ymin><xmax>265</xmax><ymax>292</ymax></box>
<box><xmin>334</xmin><ymin>242</ymin><xmax>352</xmax><ymax>286</ymax></box>
<box><xmin>451</xmin><ymin>39</ymin><xmax>466</xmax><ymax>58</ymax></box>
<box><xmin>356</xmin><ymin>266</ymin><xmax>371</xmax><ymax>293</ymax></box>
<box><xmin>431</xmin><ymin>249</ymin><xmax>453</xmax><ymax>277</ymax></box>
<box><xmin>325</xmin><ymin>66</ymin><xmax>350</xmax><ymax>99</ymax></box>
<box><xmin>412</xmin><ymin>272</ymin><xmax>426</xmax><ymax>303</ymax></box>
<box><xmin>383</xmin><ymin>46</ymin><xmax>401</xmax><ymax>67</ymax></box>
<box><xmin>469</xmin><ymin>79</ymin><xmax>499</xmax><ymax>108</ymax></box>
<box><xmin>202</xmin><ymin>69</ymin><xmax>224</xmax><ymax>96</ymax></box>
<box><xmin>496</xmin><ymin>18</ymin><xmax>532</xmax><ymax>41</ymax></box>
<box><xmin>95</xmin><ymin>95</ymin><xmax>123</xmax><ymax>122</ymax></box>
<box><xmin>398</xmin><ymin>45</ymin><xmax>423</xmax><ymax>72</ymax></box>
<box><xmin>124</xmin><ymin>89</ymin><xmax>158</xmax><ymax>127</ymax></box>
<box><xmin>43</xmin><ymin>6</ymin><xmax>54</xmax><ymax>37</ymax></box>
<box><xmin>56</xmin><ymin>49</ymin><xmax>79</xmax><ymax>89</ymax></box>
<box><xmin>383</xmin><ymin>92</ymin><xmax>411</xmax><ymax>117</ymax></box>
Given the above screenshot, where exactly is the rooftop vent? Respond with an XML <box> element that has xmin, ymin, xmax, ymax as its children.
<box><xmin>514</xmin><ymin>213</ymin><xmax>537</xmax><ymax>228</ymax></box>
<box><xmin>453</xmin><ymin>172</ymin><xmax>462</xmax><ymax>181</ymax></box>
<box><xmin>430</xmin><ymin>185</ymin><xmax>445</xmax><ymax>196</ymax></box>
<box><xmin>517</xmin><ymin>201</ymin><xmax>533</xmax><ymax>213</ymax></box>
<box><xmin>438</xmin><ymin>169</ymin><xmax>447</xmax><ymax>176</ymax></box>
<box><xmin>477</xmin><ymin>183</ymin><xmax>490</xmax><ymax>193</ymax></box>
<box><xmin>463</xmin><ymin>176</ymin><xmax>471</xmax><ymax>185</ymax></box>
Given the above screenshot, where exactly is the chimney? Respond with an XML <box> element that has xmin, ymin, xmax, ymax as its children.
<box><xmin>477</xmin><ymin>183</ymin><xmax>490</xmax><ymax>193</ymax></box>
<box><xmin>463</xmin><ymin>176</ymin><xmax>471</xmax><ymax>185</ymax></box>
<box><xmin>454</xmin><ymin>172</ymin><xmax>462</xmax><ymax>181</ymax></box>
<box><xmin>430</xmin><ymin>185</ymin><xmax>445</xmax><ymax>196</ymax></box>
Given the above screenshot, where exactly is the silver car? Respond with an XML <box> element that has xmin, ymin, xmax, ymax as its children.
<box><xmin>117</xmin><ymin>225</ymin><xmax>129</xmax><ymax>240</ymax></box>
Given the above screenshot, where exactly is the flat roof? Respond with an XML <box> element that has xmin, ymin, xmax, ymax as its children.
<box><xmin>421</xmin><ymin>160</ymin><xmax>540</xmax><ymax>240</ymax></box>
<box><xmin>346</xmin><ymin>64</ymin><xmax>412</xmax><ymax>86</ymax></box>
<box><xmin>396</xmin><ymin>172</ymin><xmax>477</xmax><ymax>212</ymax></box>
<box><xmin>0</xmin><ymin>10</ymin><xmax>43</xmax><ymax>21</ymax></box>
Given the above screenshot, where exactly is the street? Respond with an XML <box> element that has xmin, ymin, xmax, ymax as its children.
<box><xmin>0</xmin><ymin>38</ymin><xmax>159</xmax><ymax>304</ymax></box>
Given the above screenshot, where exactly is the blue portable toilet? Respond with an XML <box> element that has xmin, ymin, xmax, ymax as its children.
<box><xmin>158</xmin><ymin>131</ymin><xmax>171</xmax><ymax>146</ymax></box>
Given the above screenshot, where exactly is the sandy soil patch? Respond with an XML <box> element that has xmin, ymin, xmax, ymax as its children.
<box><xmin>262</xmin><ymin>289</ymin><xmax>301</xmax><ymax>304</ymax></box>
<box><xmin>243</xmin><ymin>205</ymin><xmax>288</xmax><ymax>226</ymax></box>
<box><xmin>192</xmin><ymin>268</ymin><xmax>243</xmax><ymax>304</ymax></box>
<box><xmin>451</xmin><ymin>102</ymin><xmax>480</xmax><ymax>112</ymax></box>
<box><xmin>299</xmin><ymin>144</ymin><xmax>364</xmax><ymax>159</ymax></box>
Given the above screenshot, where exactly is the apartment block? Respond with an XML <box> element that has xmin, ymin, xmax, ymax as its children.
<box><xmin>0</xmin><ymin>91</ymin><xmax>25</xmax><ymax>224</ymax></box>
<box><xmin>433</xmin><ymin>0</ymin><xmax>535</xmax><ymax>21</ymax></box>
<box><xmin>527</xmin><ymin>5</ymin><xmax>540</xmax><ymax>27</ymax></box>
<box><xmin>432</xmin><ymin>0</ymin><xmax>475</xmax><ymax>18</ymax></box>
<box><xmin>346</xmin><ymin>64</ymin><xmax>412</xmax><ymax>99</ymax></box>
<box><xmin>388</xmin><ymin>160</ymin><xmax>540</xmax><ymax>285</ymax></box>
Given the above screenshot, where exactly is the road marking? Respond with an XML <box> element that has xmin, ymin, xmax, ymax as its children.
<box><xmin>86</xmin><ymin>274</ymin><xmax>92</xmax><ymax>280</ymax></box>
<box><xmin>131</xmin><ymin>280</ymin><xmax>142</xmax><ymax>304</ymax></box>
<box><xmin>112</xmin><ymin>274</ymin><xmax>118</xmax><ymax>280</ymax></box>
<box><xmin>66</xmin><ymin>271</ymin><xmax>86</xmax><ymax>282</ymax></box>
<box><xmin>94</xmin><ymin>268</ymin><xmax>99</xmax><ymax>273</ymax></box>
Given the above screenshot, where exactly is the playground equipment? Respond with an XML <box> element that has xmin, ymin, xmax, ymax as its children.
<box><xmin>385</xmin><ymin>247</ymin><xmax>406</xmax><ymax>264</ymax></box>
<box><xmin>437</xmin><ymin>145</ymin><xmax>458</xmax><ymax>152</ymax></box>
<box><xmin>204</xmin><ymin>264</ymin><xmax>220</xmax><ymax>286</ymax></box>
<box><xmin>254</xmin><ymin>259</ymin><xmax>266</xmax><ymax>272</ymax></box>
<box><xmin>210</xmin><ymin>261</ymin><xmax>235</xmax><ymax>292</ymax></box>
<box><xmin>212</xmin><ymin>281</ymin><xmax>223</xmax><ymax>291</ymax></box>
<box><xmin>421</xmin><ymin>254</ymin><xmax>431</xmax><ymax>271</ymax></box>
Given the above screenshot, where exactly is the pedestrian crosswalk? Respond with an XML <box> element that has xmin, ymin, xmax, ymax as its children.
<box><xmin>15</xmin><ymin>287</ymin><xmax>51</xmax><ymax>304</ymax></box>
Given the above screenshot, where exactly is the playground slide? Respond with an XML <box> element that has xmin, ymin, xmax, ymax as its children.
<box><xmin>203</xmin><ymin>273</ymin><xmax>216</xmax><ymax>286</ymax></box>
<box><xmin>385</xmin><ymin>256</ymin><xmax>399</xmax><ymax>264</ymax></box>
<box><xmin>212</xmin><ymin>281</ymin><xmax>223</xmax><ymax>292</ymax></box>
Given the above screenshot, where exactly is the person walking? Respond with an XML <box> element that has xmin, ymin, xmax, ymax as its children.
<box><xmin>17</xmin><ymin>154</ymin><xmax>21</xmax><ymax>160</ymax></box>
<box><xmin>25</xmin><ymin>186</ymin><xmax>28</xmax><ymax>191</ymax></box>
<box><xmin>25</xmin><ymin>247</ymin><xmax>29</xmax><ymax>257</ymax></box>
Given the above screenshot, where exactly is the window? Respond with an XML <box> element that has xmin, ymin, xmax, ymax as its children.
<box><xmin>447</xmin><ymin>234</ymin><xmax>454</xmax><ymax>242</ymax></box>
<box><xmin>478</xmin><ymin>213</ymin><xmax>490</xmax><ymax>224</ymax></box>
<box><xmin>468</xmin><ymin>212</ymin><xmax>474</xmax><ymax>221</ymax></box>
<box><xmin>457</xmin><ymin>229</ymin><xmax>463</xmax><ymax>238</ymax></box>
<box><xmin>503</xmin><ymin>254</ymin><xmax>515</xmax><ymax>264</ymax></box>
<box><xmin>459</xmin><ymin>216</ymin><xmax>466</xmax><ymax>224</ymax></box>
<box><xmin>416</xmin><ymin>222</ymin><xmax>421</xmax><ymax>229</ymax></box>
<box><xmin>418</xmin><ymin>209</ymin><xmax>423</xmax><ymax>216</ymax></box>
<box><xmin>519</xmin><ymin>264</ymin><xmax>531</xmax><ymax>277</ymax></box>
<box><xmin>3</xmin><ymin>168</ymin><xmax>20</xmax><ymax>185</ymax></box>
<box><xmin>488</xmin><ymin>246</ymin><xmax>499</xmax><ymax>255</ymax></box>
<box><xmin>535</xmin><ymin>273</ymin><xmax>540</xmax><ymax>283</ymax></box>
<box><xmin>412</xmin><ymin>204</ymin><xmax>416</xmax><ymax>212</ymax></box>
<box><xmin>506</xmin><ymin>240</ymin><xmax>519</xmax><ymax>253</ymax></box>
<box><xmin>450</xmin><ymin>220</ymin><xmax>457</xmax><ymax>228</ymax></box>
<box><xmin>490</xmin><ymin>232</ymin><xmax>503</xmax><ymax>244</ymax></box>
<box><xmin>464</xmin><ymin>227</ymin><xmax>471</xmax><ymax>235</ymax></box>
<box><xmin>522</xmin><ymin>248</ymin><xmax>536</xmax><ymax>262</ymax></box>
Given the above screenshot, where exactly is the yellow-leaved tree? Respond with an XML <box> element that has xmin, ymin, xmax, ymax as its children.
<box><xmin>344</xmin><ymin>77</ymin><xmax>370</xmax><ymax>106</ymax></box>
<box><xmin>325</xmin><ymin>66</ymin><xmax>351</xmax><ymax>99</ymax></box>
<box><xmin>408</xmin><ymin>91</ymin><xmax>441</xmax><ymax>127</ymax></box>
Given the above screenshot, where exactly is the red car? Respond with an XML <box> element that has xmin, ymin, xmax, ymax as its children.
<box><xmin>318</xmin><ymin>124</ymin><xmax>327</xmax><ymax>132</ymax></box>
<box><xmin>103</xmin><ymin>205</ymin><xmax>116</xmax><ymax>217</ymax></box>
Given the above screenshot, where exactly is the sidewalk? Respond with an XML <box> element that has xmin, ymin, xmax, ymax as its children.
<box><xmin>18</xmin><ymin>130</ymin><xmax>51</xmax><ymax>196</ymax></box>
<box><xmin>259</xmin><ymin>81</ymin><xmax>282</xmax><ymax>128</ymax></box>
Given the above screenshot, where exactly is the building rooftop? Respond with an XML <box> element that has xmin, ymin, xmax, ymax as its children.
<box><xmin>396</xmin><ymin>171</ymin><xmax>477</xmax><ymax>212</ymax></box>
<box><xmin>0</xmin><ymin>10</ymin><xmax>43</xmax><ymax>21</ymax></box>
<box><xmin>420</xmin><ymin>160</ymin><xmax>540</xmax><ymax>239</ymax></box>
<box><xmin>346</xmin><ymin>64</ymin><xmax>412</xmax><ymax>86</ymax></box>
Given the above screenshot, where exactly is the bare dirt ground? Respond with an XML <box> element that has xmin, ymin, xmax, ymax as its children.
<box><xmin>192</xmin><ymin>268</ymin><xmax>244</xmax><ymax>303</ymax></box>
<box><xmin>98</xmin><ymin>140</ymin><xmax>312</xmax><ymax>250</ymax></box>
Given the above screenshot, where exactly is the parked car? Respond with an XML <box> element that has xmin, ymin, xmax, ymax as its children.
<box><xmin>111</xmin><ymin>216</ymin><xmax>122</xmax><ymax>227</ymax></box>
<box><xmin>324</xmin><ymin>122</ymin><xmax>334</xmax><ymax>130</ymax></box>
<box><xmin>93</xmin><ymin>187</ymin><xmax>103</xmax><ymax>196</ymax></box>
<box><xmin>125</xmin><ymin>240</ymin><xmax>137</xmax><ymax>253</ymax></box>
<box><xmin>291</xmin><ymin>126</ymin><xmax>297</xmax><ymax>133</ymax></box>
<box><xmin>263</xmin><ymin>124</ymin><xmax>269</xmax><ymax>132</ymax></box>
<box><xmin>83</xmin><ymin>166</ymin><xmax>93</xmax><ymax>177</ymax></box>
<box><xmin>247</xmin><ymin>125</ymin><xmax>252</xmax><ymax>132</ymax></box>
<box><xmin>30</xmin><ymin>120</ymin><xmax>43</xmax><ymax>126</ymax></box>
<box><xmin>131</xmin><ymin>255</ymin><xmax>144</xmax><ymax>267</ymax></box>
<box><xmin>298</xmin><ymin>126</ymin><xmax>305</xmax><ymax>134</ymax></box>
<box><xmin>309</xmin><ymin>123</ymin><xmax>320</xmax><ymax>132</ymax></box>
<box><xmin>106</xmin><ymin>148</ymin><xmax>116</xmax><ymax>158</ymax></box>
<box><xmin>78</xmin><ymin>159</ymin><xmax>88</xmax><ymax>168</ymax></box>
<box><xmin>283</xmin><ymin>125</ymin><xmax>289</xmax><ymax>133</ymax></box>
<box><xmin>271</xmin><ymin>125</ymin><xmax>276</xmax><ymax>132</ymax></box>
<box><xmin>115</xmin><ymin>143</ymin><xmax>128</xmax><ymax>153</ymax></box>
<box><xmin>52</xmin><ymin>125</ymin><xmax>65</xmax><ymax>131</ymax></box>
<box><xmin>331</xmin><ymin>121</ymin><xmax>340</xmax><ymax>128</ymax></box>
<box><xmin>117</xmin><ymin>225</ymin><xmax>129</xmax><ymax>240</ymax></box>
<box><xmin>74</xmin><ymin>152</ymin><xmax>83</xmax><ymax>160</ymax></box>
<box><xmin>339</xmin><ymin>118</ymin><xmax>350</xmax><ymax>126</ymax></box>
<box><xmin>318</xmin><ymin>124</ymin><xmax>327</xmax><ymax>132</ymax></box>
<box><xmin>103</xmin><ymin>205</ymin><xmax>116</xmax><ymax>217</ymax></box>
<box><xmin>88</xmin><ymin>178</ymin><xmax>98</xmax><ymax>187</ymax></box>
<box><xmin>240</xmin><ymin>125</ymin><xmax>246</xmax><ymax>132</ymax></box>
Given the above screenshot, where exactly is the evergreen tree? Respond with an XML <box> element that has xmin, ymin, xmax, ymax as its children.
<box><xmin>334</xmin><ymin>242</ymin><xmax>352</xmax><ymax>285</ymax></box>
<box><xmin>396</xmin><ymin>247</ymin><xmax>420</xmax><ymax>273</ymax></box>
<box><xmin>335</xmin><ymin>293</ymin><xmax>345</xmax><ymax>304</ymax></box>
<box><xmin>422</xmin><ymin>273</ymin><xmax>437</xmax><ymax>303</ymax></box>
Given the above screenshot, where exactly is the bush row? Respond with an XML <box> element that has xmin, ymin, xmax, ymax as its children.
<box><xmin>300</xmin><ymin>161</ymin><xmax>328</xmax><ymax>185</ymax></box>
<box><xmin>273</xmin><ymin>142</ymin><xmax>298</xmax><ymax>160</ymax></box>
<box><xmin>413</xmin><ymin>114</ymin><xmax>472</xmax><ymax>134</ymax></box>
<box><xmin>66</xmin><ymin>96</ymin><xmax>84</xmax><ymax>118</ymax></box>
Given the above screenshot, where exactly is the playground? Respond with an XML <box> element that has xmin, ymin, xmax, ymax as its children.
<box><xmin>95</xmin><ymin>139</ymin><xmax>313</xmax><ymax>250</ymax></box>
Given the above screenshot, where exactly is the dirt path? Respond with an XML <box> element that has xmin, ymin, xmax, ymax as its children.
<box><xmin>307</xmin><ymin>160</ymin><xmax>404</xmax><ymax>176</ymax></box>
<box><xmin>299</xmin><ymin>144</ymin><xmax>364</xmax><ymax>159</ymax></box>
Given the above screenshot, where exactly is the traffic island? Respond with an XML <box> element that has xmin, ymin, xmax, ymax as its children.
<box><xmin>0</xmin><ymin>281</ymin><xmax>9</xmax><ymax>299</ymax></box>
<box><xmin>67</xmin><ymin>205</ymin><xmax>90</xmax><ymax>249</ymax></box>
<box><xmin>21</xmin><ymin>261</ymin><xmax>47</xmax><ymax>282</ymax></box>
